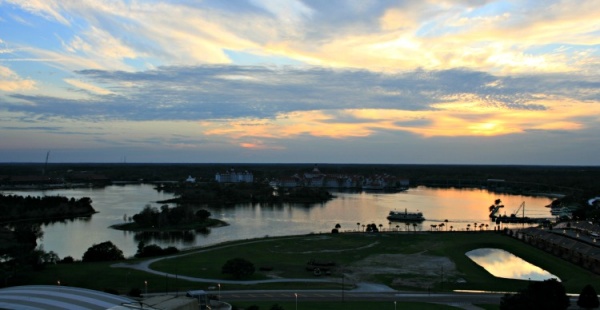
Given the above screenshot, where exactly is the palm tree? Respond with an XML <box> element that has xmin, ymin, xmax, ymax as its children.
<box><xmin>439</xmin><ymin>223</ymin><xmax>445</xmax><ymax>231</ymax></box>
<box><xmin>467</xmin><ymin>224</ymin><xmax>471</xmax><ymax>231</ymax></box>
<box><xmin>431</xmin><ymin>224</ymin><xmax>437</xmax><ymax>231</ymax></box>
<box><xmin>357</xmin><ymin>222</ymin><xmax>360</xmax><ymax>232</ymax></box>
<box><xmin>450</xmin><ymin>225</ymin><xmax>453</xmax><ymax>231</ymax></box>
<box><xmin>388</xmin><ymin>221</ymin><xmax>392</xmax><ymax>231</ymax></box>
<box><xmin>405</xmin><ymin>222</ymin><xmax>410</xmax><ymax>232</ymax></box>
<box><xmin>412</xmin><ymin>222</ymin><xmax>417</xmax><ymax>233</ymax></box>
<box><xmin>362</xmin><ymin>224</ymin><xmax>365</xmax><ymax>232</ymax></box>
<box><xmin>395</xmin><ymin>224</ymin><xmax>399</xmax><ymax>232</ymax></box>
<box><xmin>485</xmin><ymin>224</ymin><xmax>489</xmax><ymax>230</ymax></box>
<box><xmin>444</xmin><ymin>219</ymin><xmax>449</xmax><ymax>231</ymax></box>
<box><xmin>335</xmin><ymin>223</ymin><xmax>341</xmax><ymax>230</ymax></box>
<box><xmin>378</xmin><ymin>224</ymin><xmax>383</xmax><ymax>231</ymax></box>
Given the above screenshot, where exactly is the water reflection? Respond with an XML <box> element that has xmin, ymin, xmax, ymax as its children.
<box><xmin>132</xmin><ymin>228</ymin><xmax>210</xmax><ymax>244</ymax></box>
<box><xmin>466</xmin><ymin>248</ymin><xmax>559</xmax><ymax>281</ymax></box>
<box><xmin>3</xmin><ymin>185</ymin><xmax>552</xmax><ymax>259</ymax></box>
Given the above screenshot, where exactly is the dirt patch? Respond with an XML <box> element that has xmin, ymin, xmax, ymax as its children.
<box><xmin>344</xmin><ymin>253</ymin><xmax>460</xmax><ymax>289</ymax></box>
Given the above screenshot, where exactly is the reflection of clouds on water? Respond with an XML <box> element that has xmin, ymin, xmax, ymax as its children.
<box><xmin>466</xmin><ymin>248</ymin><xmax>559</xmax><ymax>281</ymax></box>
<box><xmin>7</xmin><ymin>185</ymin><xmax>553</xmax><ymax>259</ymax></box>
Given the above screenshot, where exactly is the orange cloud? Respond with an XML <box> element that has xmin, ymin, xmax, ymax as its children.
<box><xmin>200</xmin><ymin>95</ymin><xmax>600</xmax><ymax>144</ymax></box>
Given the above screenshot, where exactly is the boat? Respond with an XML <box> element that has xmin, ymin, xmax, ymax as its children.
<box><xmin>387</xmin><ymin>209</ymin><xmax>425</xmax><ymax>222</ymax></box>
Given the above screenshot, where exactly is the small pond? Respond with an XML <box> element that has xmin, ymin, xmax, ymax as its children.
<box><xmin>466</xmin><ymin>248</ymin><xmax>560</xmax><ymax>281</ymax></box>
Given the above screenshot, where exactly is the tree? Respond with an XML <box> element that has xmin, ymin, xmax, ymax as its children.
<box><xmin>82</xmin><ymin>241</ymin><xmax>125</xmax><ymax>262</ymax></box>
<box><xmin>500</xmin><ymin>278</ymin><xmax>569</xmax><ymax>310</ymax></box>
<box><xmin>578</xmin><ymin>284</ymin><xmax>599</xmax><ymax>309</ymax></box>
<box><xmin>195</xmin><ymin>209</ymin><xmax>211</xmax><ymax>220</ymax></box>
<box><xmin>222</xmin><ymin>257</ymin><xmax>255</xmax><ymax>279</ymax></box>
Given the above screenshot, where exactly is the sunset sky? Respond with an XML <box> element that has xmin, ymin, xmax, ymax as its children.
<box><xmin>1</xmin><ymin>0</ymin><xmax>599</xmax><ymax>164</ymax></box>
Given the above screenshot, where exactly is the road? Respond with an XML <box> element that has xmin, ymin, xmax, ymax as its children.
<box><xmin>218</xmin><ymin>289</ymin><xmax>503</xmax><ymax>304</ymax></box>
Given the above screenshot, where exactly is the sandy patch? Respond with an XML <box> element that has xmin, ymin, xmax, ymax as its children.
<box><xmin>343</xmin><ymin>253</ymin><xmax>461</xmax><ymax>289</ymax></box>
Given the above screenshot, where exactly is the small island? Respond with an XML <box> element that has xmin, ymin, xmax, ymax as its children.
<box><xmin>111</xmin><ymin>204</ymin><xmax>226</xmax><ymax>232</ymax></box>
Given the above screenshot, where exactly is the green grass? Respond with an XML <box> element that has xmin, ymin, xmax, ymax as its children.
<box><xmin>149</xmin><ymin>231</ymin><xmax>599</xmax><ymax>293</ymax></box>
<box><xmin>15</xmin><ymin>260</ymin><xmax>199</xmax><ymax>294</ymax></box>
<box><xmin>230</xmin><ymin>301</ymin><xmax>461</xmax><ymax>310</ymax></box>
<box><xmin>21</xmin><ymin>231</ymin><xmax>600</xmax><ymax>295</ymax></box>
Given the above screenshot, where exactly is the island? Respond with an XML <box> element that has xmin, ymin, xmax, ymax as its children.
<box><xmin>110</xmin><ymin>204</ymin><xmax>227</xmax><ymax>232</ymax></box>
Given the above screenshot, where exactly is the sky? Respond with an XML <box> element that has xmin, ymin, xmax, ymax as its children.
<box><xmin>1</xmin><ymin>0</ymin><xmax>599</xmax><ymax>165</ymax></box>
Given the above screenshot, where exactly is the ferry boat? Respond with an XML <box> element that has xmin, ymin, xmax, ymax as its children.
<box><xmin>387</xmin><ymin>209</ymin><xmax>425</xmax><ymax>222</ymax></box>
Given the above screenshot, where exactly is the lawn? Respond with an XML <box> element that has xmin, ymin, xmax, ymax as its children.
<box><xmin>147</xmin><ymin>231</ymin><xmax>599</xmax><ymax>293</ymax></box>
<box><xmin>22</xmin><ymin>230</ymin><xmax>600</xmax><ymax>296</ymax></box>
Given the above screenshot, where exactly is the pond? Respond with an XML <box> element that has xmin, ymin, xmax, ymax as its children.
<box><xmin>465</xmin><ymin>248</ymin><xmax>560</xmax><ymax>281</ymax></box>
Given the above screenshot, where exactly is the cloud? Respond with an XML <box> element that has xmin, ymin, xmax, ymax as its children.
<box><xmin>0</xmin><ymin>65</ymin><xmax>36</xmax><ymax>91</ymax></box>
<box><xmin>5</xmin><ymin>0</ymin><xmax>69</xmax><ymax>25</ymax></box>
<box><xmin>64</xmin><ymin>78</ymin><xmax>114</xmax><ymax>95</ymax></box>
<box><xmin>3</xmin><ymin>0</ymin><xmax>598</xmax><ymax>75</ymax></box>
<box><xmin>4</xmin><ymin>66</ymin><xmax>597</xmax><ymax>122</ymax></box>
<box><xmin>5</xmin><ymin>65</ymin><xmax>596</xmax><ymax>150</ymax></box>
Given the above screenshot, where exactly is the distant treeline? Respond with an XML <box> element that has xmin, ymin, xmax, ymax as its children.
<box><xmin>159</xmin><ymin>182</ymin><xmax>334</xmax><ymax>205</ymax></box>
<box><xmin>2</xmin><ymin>163</ymin><xmax>599</xmax><ymax>191</ymax></box>
<box><xmin>0</xmin><ymin>194</ymin><xmax>96</xmax><ymax>222</ymax></box>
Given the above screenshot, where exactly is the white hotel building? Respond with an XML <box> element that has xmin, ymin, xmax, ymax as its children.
<box><xmin>215</xmin><ymin>170</ymin><xmax>254</xmax><ymax>183</ymax></box>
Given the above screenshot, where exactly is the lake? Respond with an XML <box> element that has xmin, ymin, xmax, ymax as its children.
<box><xmin>2</xmin><ymin>184</ymin><xmax>554</xmax><ymax>259</ymax></box>
<box><xmin>466</xmin><ymin>248</ymin><xmax>559</xmax><ymax>281</ymax></box>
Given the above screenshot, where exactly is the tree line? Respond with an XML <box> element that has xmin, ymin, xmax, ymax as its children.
<box><xmin>0</xmin><ymin>194</ymin><xmax>95</xmax><ymax>222</ymax></box>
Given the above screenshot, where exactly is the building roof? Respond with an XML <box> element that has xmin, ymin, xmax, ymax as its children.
<box><xmin>0</xmin><ymin>285</ymin><xmax>136</xmax><ymax>310</ymax></box>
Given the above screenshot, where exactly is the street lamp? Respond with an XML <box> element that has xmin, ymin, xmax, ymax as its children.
<box><xmin>144</xmin><ymin>280</ymin><xmax>148</xmax><ymax>295</ymax></box>
<box><xmin>295</xmin><ymin>293</ymin><xmax>298</xmax><ymax>310</ymax></box>
<box><xmin>218</xmin><ymin>283</ymin><xmax>221</xmax><ymax>300</ymax></box>
<box><xmin>394</xmin><ymin>301</ymin><xmax>397</xmax><ymax>310</ymax></box>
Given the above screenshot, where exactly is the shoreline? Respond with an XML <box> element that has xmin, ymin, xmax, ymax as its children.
<box><xmin>109</xmin><ymin>218</ymin><xmax>229</xmax><ymax>232</ymax></box>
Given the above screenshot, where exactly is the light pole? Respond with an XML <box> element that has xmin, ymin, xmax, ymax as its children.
<box><xmin>144</xmin><ymin>280</ymin><xmax>148</xmax><ymax>295</ymax></box>
<box><xmin>218</xmin><ymin>283</ymin><xmax>221</xmax><ymax>300</ymax></box>
<box><xmin>394</xmin><ymin>301</ymin><xmax>397</xmax><ymax>310</ymax></box>
<box><xmin>295</xmin><ymin>293</ymin><xmax>298</xmax><ymax>310</ymax></box>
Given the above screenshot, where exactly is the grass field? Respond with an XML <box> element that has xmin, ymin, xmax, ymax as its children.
<box><xmin>148</xmin><ymin>231</ymin><xmax>599</xmax><ymax>293</ymax></box>
<box><xmin>21</xmin><ymin>230</ymin><xmax>599</xmax><ymax>297</ymax></box>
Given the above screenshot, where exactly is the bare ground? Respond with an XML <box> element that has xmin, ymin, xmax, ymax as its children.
<box><xmin>343</xmin><ymin>252</ymin><xmax>461</xmax><ymax>289</ymax></box>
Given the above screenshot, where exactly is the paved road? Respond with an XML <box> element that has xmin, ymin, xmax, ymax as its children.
<box><xmin>218</xmin><ymin>289</ymin><xmax>503</xmax><ymax>304</ymax></box>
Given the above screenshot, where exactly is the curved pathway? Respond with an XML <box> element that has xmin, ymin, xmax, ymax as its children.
<box><xmin>111</xmin><ymin>237</ymin><xmax>339</xmax><ymax>285</ymax></box>
<box><xmin>110</xmin><ymin>237</ymin><xmax>498</xmax><ymax>309</ymax></box>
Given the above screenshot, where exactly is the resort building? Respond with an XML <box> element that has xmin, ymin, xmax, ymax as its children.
<box><xmin>215</xmin><ymin>169</ymin><xmax>254</xmax><ymax>183</ymax></box>
<box><xmin>273</xmin><ymin>166</ymin><xmax>408</xmax><ymax>190</ymax></box>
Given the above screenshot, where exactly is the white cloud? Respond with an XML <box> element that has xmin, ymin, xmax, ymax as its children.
<box><xmin>0</xmin><ymin>65</ymin><xmax>36</xmax><ymax>91</ymax></box>
<box><xmin>5</xmin><ymin>0</ymin><xmax>69</xmax><ymax>25</ymax></box>
<box><xmin>64</xmin><ymin>78</ymin><xmax>113</xmax><ymax>95</ymax></box>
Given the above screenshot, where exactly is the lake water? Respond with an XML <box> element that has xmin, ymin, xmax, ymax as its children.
<box><xmin>2</xmin><ymin>184</ymin><xmax>554</xmax><ymax>259</ymax></box>
<box><xmin>466</xmin><ymin>248</ymin><xmax>559</xmax><ymax>281</ymax></box>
